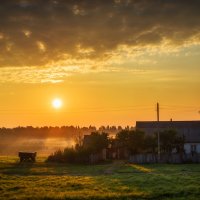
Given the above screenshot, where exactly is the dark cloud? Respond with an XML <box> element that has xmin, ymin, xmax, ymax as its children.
<box><xmin>0</xmin><ymin>0</ymin><xmax>200</xmax><ymax>67</ymax></box>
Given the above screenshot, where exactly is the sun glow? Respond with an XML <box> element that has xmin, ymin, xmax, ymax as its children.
<box><xmin>52</xmin><ymin>98</ymin><xmax>62</xmax><ymax>109</ymax></box>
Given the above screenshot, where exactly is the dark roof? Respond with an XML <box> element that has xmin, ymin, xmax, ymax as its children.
<box><xmin>136</xmin><ymin>121</ymin><xmax>200</xmax><ymax>143</ymax></box>
<box><xmin>136</xmin><ymin>121</ymin><xmax>200</xmax><ymax>129</ymax></box>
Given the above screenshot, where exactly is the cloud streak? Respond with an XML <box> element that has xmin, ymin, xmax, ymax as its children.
<box><xmin>0</xmin><ymin>66</ymin><xmax>79</xmax><ymax>83</ymax></box>
<box><xmin>0</xmin><ymin>0</ymin><xmax>199</xmax><ymax>68</ymax></box>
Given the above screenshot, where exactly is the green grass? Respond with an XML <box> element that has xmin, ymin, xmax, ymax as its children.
<box><xmin>0</xmin><ymin>156</ymin><xmax>200</xmax><ymax>200</ymax></box>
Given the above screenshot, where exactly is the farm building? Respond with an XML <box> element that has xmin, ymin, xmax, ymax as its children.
<box><xmin>136</xmin><ymin>120</ymin><xmax>200</xmax><ymax>154</ymax></box>
<box><xmin>83</xmin><ymin>134</ymin><xmax>107</xmax><ymax>163</ymax></box>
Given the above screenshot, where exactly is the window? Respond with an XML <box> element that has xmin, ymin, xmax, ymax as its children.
<box><xmin>191</xmin><ymin>144</ymin><xmax>197</xmax><ymax>153</ymax></box>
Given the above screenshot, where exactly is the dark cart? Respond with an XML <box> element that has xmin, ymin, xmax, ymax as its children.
<box><xmin>18</xmin><ymin>152</ymin><xmax>37</xmax><ymax>162</ymax></box>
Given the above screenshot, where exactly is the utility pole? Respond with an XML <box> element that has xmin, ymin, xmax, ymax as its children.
<box><xmin>157</xmin><ymin>102</ymin><xmax>160</xmax><ymax>162</ymax></box>
<box><xmin>157</xmin><ymin>102</ymin><xmax>160</xmax><ymax>122</ymax></box>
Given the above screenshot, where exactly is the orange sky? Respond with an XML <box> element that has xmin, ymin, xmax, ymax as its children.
<box><xmin>0</xmin><ymin>0</ymin><xmax>200</xmax><ymax>127</ymax></box>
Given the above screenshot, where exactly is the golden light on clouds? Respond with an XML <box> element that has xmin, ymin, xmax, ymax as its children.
<box><xmin>0</xmin><ymin>33</ymin><xmax>4</xmax><ymax>40</ymax></box>
<box><xmin>23</xmin><ymin>30</ymin><xmax>31</xmax><ymax>38</ymax></box>
<box><xmin>0</xmin><ymin>0</ymin><xmax>200</xmax><ymax>68</ymax></box>
<box><xmin>37</xmin><ymin>41</ymin><xmax>46</xmax><ymax>53</ymax></box>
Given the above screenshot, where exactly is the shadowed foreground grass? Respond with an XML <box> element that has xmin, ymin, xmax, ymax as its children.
<box><xmin>0</xmin><ymin>156</ymin><xmax>200</xmax><ymax>200</ymax></box>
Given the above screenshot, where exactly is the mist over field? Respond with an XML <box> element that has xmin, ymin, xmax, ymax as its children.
<box><xmin>0</xmin><ymin>125</ymin><xmax>120</xmax><ymax>156</ymax></box>
<box><xmin>0</xmin><ymin>137</ymin><xmax>75</xmax><ymax>156</ymax></box>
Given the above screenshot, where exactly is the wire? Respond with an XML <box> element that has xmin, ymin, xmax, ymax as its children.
<box><xmin>0</xmin><ymin>105</ymin><xmax>155</xmax><ymax>115</ymax></box>
<box><xmin>0</xmin><ymin>104</ymin><xmax>199</xmax><ymax>115</ymax></box>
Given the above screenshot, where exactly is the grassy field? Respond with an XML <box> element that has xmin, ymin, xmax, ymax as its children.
<box><xmin>0</xmin><ymin>156</ymin><xmax>199</xmax><ymax>200</ymax></box>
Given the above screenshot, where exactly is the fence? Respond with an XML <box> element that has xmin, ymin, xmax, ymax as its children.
<box><xmin>129</xmin><ymin>153</ymin><xmax>200</xmax><ymax>164</ymax></box>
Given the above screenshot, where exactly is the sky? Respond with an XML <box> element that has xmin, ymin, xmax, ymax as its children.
<box><xmin>0</xmin><ymin>0</ymin><xmax>200</xmax><ymax>127</ymax></box>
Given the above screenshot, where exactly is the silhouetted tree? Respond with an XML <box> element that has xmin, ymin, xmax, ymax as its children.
<box><xmin>84</xmin><ymin>132</ymin><xmax>109</xmax><ymax>153</ymax></box>
<box><xmin>128</xmin><ymin>130</ymin><xmax>145</xmax><ymax>154</ymax></box>
<box><xmin>144</xmin><ymin>135</ymin><xmax>157</xmax><ymax>153</ymax></box>
<box><xmin>116</xmin><ymin>130</ymin><xmax>145</xmax><ymax>154</ymax></box>
<box><xmin>160</xmin><ymin>129</ymin><xmax>184</xmax><ymax>154</ymax></box>
<box><xmin>116</xmin><ymin>130</ymin><xmax>130</xmax><ymax>148</ymax></box>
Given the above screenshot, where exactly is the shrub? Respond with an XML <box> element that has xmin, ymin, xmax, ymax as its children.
<box><xmin>46</xmin><ymin>147</ymin><xmax>90</xmax><ymax>164</ymax></box>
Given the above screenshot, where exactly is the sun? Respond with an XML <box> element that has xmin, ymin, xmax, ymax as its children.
<box><xmin>52</xmin><ymin>98</ymin><xmax>62</xmax><ymax>109</ymax></box>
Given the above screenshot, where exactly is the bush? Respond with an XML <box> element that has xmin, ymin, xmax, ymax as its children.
<box><xmin>46</xmin><ymin>147</ymin><xmax>90</xmax><ymax>164</ymax></box>
<box><xmin>47</xmin><ymin>132</ymin><xmax>109</xmax><ymax>164</ymax></box>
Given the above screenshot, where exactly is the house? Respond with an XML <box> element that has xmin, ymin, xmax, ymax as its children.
<box><xmin>136</xmin><ymin>120</ymin><xmax>200</xmax><ymax>154</ymax></box>
<box><xmin>83</xmin><ymin>135</ymin><xmax>107</xmax><ymax>163</ymax></box>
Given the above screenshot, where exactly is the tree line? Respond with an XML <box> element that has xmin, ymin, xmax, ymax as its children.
<box><xmin>0</xmin><ymin>125</ymin><xmax>133</xmax><ymax>139</ymax></box>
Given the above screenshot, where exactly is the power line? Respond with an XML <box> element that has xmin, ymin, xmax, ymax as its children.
<box><xmin>0</xmin><ymin>108</ymin><xmax>155</xmax><ymax>115</ymax></box>
<box><xmin>0</xmin><ymin>104</ymin><xmax>199</xmax><ymax>115</ymax></box>
<box><xmin>0</xmin><ymin>105</ymin><xmax>154</xmax><ymax>114</ymax></box>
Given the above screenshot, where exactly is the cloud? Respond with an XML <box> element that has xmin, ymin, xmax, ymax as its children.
<box><xmin>36</xmin><ymin>41</ymin><xmax>46</xmax><ymax>52</ymax></box>
<box><xmin>0</xmin><ymin>0</ymin><xmax>200</xmax><ymax>68</ymax></box>
<box><xmin>0</xmin><ymin>66</ymin><xmax>80</xmax><ymax>83</ymax></box>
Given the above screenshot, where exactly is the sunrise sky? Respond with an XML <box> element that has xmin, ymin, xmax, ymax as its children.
<box><xmin>0</xmin><ymin>0</ymin><xmax>200</xmax><ymax>127</ymax></box>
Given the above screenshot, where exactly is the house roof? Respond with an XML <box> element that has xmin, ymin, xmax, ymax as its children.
<box><xmin>136</xmin><ymin>121</ymin><xmax>200</xmax><ymax>129</ymax></box>
<box><xmin>136</xmin><ymin>121</ymin><xmax>200</xmax><ymax>143</ymax></box>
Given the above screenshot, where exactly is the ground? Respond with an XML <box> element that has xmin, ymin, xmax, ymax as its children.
<box><xmin>0</xmin><ymin>157</ymin><xmax>200</xmax><ymax>200</ymax></box>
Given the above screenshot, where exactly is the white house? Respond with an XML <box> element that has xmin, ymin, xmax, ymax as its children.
<box><xmin>136</xmin><ymin>120</ymin><xmax>200</xmax><ymax>154</ymax></box>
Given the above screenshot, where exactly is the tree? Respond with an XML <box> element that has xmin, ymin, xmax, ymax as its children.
<box><xmin>116</xmin><ymin>130</ymin><xmax>146</xmax><ymax>154</ymax></box>
<box><xmin>115</xmin><ymin>130</ymin><xmax>130</xmax><ymax>147</ymax></box>
<box><xmin>84</xmin><ymin>132</ymin><xmax>109</xmax><ymax>153</ymax></box>
<box><xmin>159</xmin><ymin>129</ymin><xmax>182</xmax><ymax>154</ymax></box>
<box><xmin>128</xmin><ymin>130</ymin><xmax>145</xmax><ymax>154</ymax></box>
<box><xmin>144</xmin><ymin>135</ymin><xmax>157</xmax><ymax>153</ymax></box>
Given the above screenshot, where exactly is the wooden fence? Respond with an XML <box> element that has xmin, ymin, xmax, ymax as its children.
<box><xmin>129</xmin><ymin>153</ymin><xmax>200</xmax><ymax>164</ymax></box>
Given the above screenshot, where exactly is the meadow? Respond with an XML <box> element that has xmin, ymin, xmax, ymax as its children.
<box><xmin>0</xmin><ymin>156</ymin><xmax>199</xmax><ymax>200</ymax></box>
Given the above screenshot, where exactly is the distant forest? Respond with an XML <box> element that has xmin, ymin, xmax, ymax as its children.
<box><xmin>0</xmin><ymin>125</ymin><xmax>134</xmax><ymax>139</ymax></box>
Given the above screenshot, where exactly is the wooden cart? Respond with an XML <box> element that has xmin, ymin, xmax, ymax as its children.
<box><xmin>18</xmin><ymin>152</ymin><xmax>37</xmax><ymax>162</ymax></box>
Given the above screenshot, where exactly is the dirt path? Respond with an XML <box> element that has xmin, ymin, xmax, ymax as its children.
<box><xmin>104</xmin><ymin>160</ymin><xmax>125</xmax><ymax>175</ymax></box>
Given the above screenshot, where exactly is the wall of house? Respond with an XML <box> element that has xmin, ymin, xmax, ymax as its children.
<box><xmin>184</xmin><ymin>143</ymin><xmax>200</xmax><ymax>154</ymax></box>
